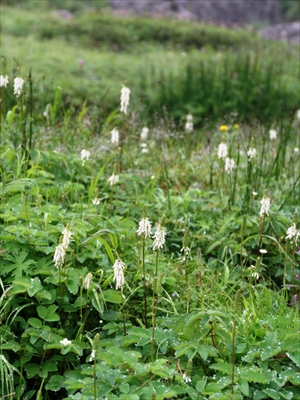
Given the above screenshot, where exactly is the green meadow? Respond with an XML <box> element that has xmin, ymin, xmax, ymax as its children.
<box><xmin>0</xmin><ymin>2</ymin><xmax>300</xmax><ymax>399</ymax></box>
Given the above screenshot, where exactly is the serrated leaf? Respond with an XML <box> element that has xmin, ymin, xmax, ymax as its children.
<box><xmin>240</xmin><ymin>366</ymin><xmax>269</xmax><ymax>383</ymax></box>
<box><xmin>262</xmin><ymin>388</ymin><xmax>280</xmax><ymax>399</ymax></box>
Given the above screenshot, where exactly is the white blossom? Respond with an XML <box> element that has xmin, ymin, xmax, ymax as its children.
<box><xmin>111</xmin><ymin>128</ymin><xmax>119</xmax><ymax>145</ymax></box>
<box><xmin>248</xmin><ymin>266</ymin><xmax>259</xmax><ymax>280</ymax></box>
<box><xmin>224</xmin><ymin>157</ymin><xmax>236</xmax><ymax>173</ymax></box>
<box><xmin>53</xmin><ymin>243</ymin><xmax>66</xmax><ymax>269</ymax></box>
<box><xmin>137</xmin><ymin>217</ymin><xmax>152</xmax><ymax>238</ymax></box>
<box><xmin>141</xmin><ymin>127</ymin><xmax>149</xmax><ymax>140</ymax></box>
<box><xmin>81</xmin><ymin>149</ymin><xmax>90</xmax><ymax>166</ymax></box>
<box><xmin>185</xmin><ymin>114</ymin><xmax>193</xmax><ymax>132</ymax></box>
<box><xmin>294</xmin><ymin>148</ymin><xmax>299</xmax><ymax>153</ymax></box>
<box><xmin>120</xmin><ymin>85</ymin><xmax>130</xmax><ymax>114</ymax></box>
<box><xmin>218</xmin><ymin>143</ymin><xmax>228</xmax><ymax>159</ymax></box>
<box><xmin>107</xmin><ymin>174</ymin><xmax>119</xmax><ymax>186</ymax></box>
<box><xmin>83</xmin><ymin>273</ymin><xmax>93</xmax><ymax>289</ymax></box>
<box><xmin>89</xmin><ymin>349</ymin><xmax>95</xmax><ymax>361</ymax></box>
<box><xmin>269</xmin><ymin>129</ymin><xmax>277</xmax><ymax>140</ymax></box>
<box><xmin>247</xmin><ymin>147</ymin><xmax>257</xmax><ymax>160</ymax></box>
<box><xmin>153</xmin><ymin>223</ymin><xmax>167</xmax><ymax>251</ymax></box>
<box><xmin>113</xmin><ymin>259</ymin><xmax>125</xmax><ymax>290</ymax></box>
<box><xmin>92</xmin><ymin>198</ymin><xmax>101</xmax><ymax>205</ymax></box>
<box><xmin>0</xmin><ymin>75</ymin><xmax>9</xmax><ymax>88</ymax></box>
<box><xmin>259</xmin><ymin>196</ymin><xmax>270</xmax><ymax>218</ymax></box>
<box><xmin>259</xmin><ymin>249</ymin><xmax>267</xmax><ymax>254</ymax></box>
<box><xmin>62</xmin><ymin>226</ymin><xmax>73</xmax><ymax>249</ymax></box>
<box><xmin>13</xmin><ymin>77</ymin><xmax>24</xmax><ymax>97</ymax></box>
<box><xmin>182</xmin><ymin>373</ymin><xmax>192</xmax><ymax>383</ymax></box>
<box><xmin>286</xmin><ymin>223</ymin><xmax>299</xmax><ymax>242</ymax></box>
<box><xmin>60</xmin><ymin>338</ymin><xmax>72</xmax><ymax>346</ymax></box>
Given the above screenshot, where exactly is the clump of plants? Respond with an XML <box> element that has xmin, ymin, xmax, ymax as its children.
<box><xmin>0</xmin><ymin>62</ymin><xmax>300</xmax><ymax>400</ymax></box>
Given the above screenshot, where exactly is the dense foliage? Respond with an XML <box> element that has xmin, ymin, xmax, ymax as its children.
<box><xmin>0</xmin><ymin>4</ymin><xmax>300</xmax><ymax>400</ymax></box>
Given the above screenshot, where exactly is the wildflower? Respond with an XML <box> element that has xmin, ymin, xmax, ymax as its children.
<box><xmin>92</xmin><ymin>198</ymin><xmax>101</xmax><ymax>205</ymax></box>
<box><xmin>83</xmin><ymin>272</ymin><xmax>93</xmax><ymax>289</ymax></box>
<box><xmin>259</xmin><ymin>196</ymin><xmax>270</xmax><ymax>218</ymax></box>
<box><xmin>89</xmin><ymin>349</ymin><xmax>95</xmax><ymax>361</ymax></box>
<box><xmin>60</xmin><ymin>338</ymin><xmax>72</xmax><ymax>346</ymax></box>
<box><xmin>107</xmin><ymin>174</ymin><xmax>119</xmax><ymax>186</ymax></box>
<box><xmin>62</xmin><ymin>225</ymin><xmax>73</xmax><ymax>249</ymax></box>
<box><xmin>252</xmin><ymin>192</ymin><xmax>258</xmax><ymax>196</ymax></box>
<box><xmin>180</xmin><ymin>246</ymin><xmax>190</xmax><ymax>262</ymax></box>
<box><xmin>137</xmin><ymin>217</ymin><xmax>152</xmax><ymax>238</ymax></box>
<box><xmin>0</xmin><ymin>75</ymin><xmax>9</xmax><ymax>88</ymax></box>
<box><xmin>153</xmin><ymin>223</ymin><xmax>167</xmax><ymax>251</ymax></box>
<box><xmin>53</xmin><ymin>243</ymin><xmax>66</xmax><ymax>269</ymax></box>
<box><xmin>294</xmin><ymin>148</ymin><xmax>299</xmax><ymax>153</ymax></box>
<box><xmin>286</xmin><ymin>223</ymin><xmax>299</xmax><ymax>242</ymax></box>
<box><xmin>247</xmin><ymin>147</ymin><xmax>257</xmax><ymax>160</ymax></box>
<box><xmin>219</xmin><ymin>125</ymin><xmax>229</xmax><ymax>131</ymax></box>
<box><xmin>269</xmin><ymin>129</ymin><xmax>277</xmax><ymax>140</ymax></box>
<box><xmin>224</xmin><ymin>157</ymin><xmax>236</xmax><ymax>173</ymax></box>
<box><xmin>120</xmin><ymin>85</ymin><xmax>130</xmax><ymax>114</ymax></box>
<box><xmin>234</xmin><ymin>124</ymin><xmax>239</xmax><ymax>129</ymax></box>
<box><xmin>81</xmin><ymin>149</ymin><xmax>90</xmax><ymax>166</ymax></box>
<box><xmin>111</xmin><ymin>128</ymin><xmax>119</xmax><ymax>145</ymax></box>
<box><xmin>13</xmin><ymin>77</ymin><xmax>24</xmax><ymax>97</ymax></box>
<box><xmin>185</xmin><ymin>114</ymin><xmax>193</xmax><ymax>132</ymax></box>
<box><xmin>113</xmin><ymin>259</ymin><xmax>125</xmax><ymax>290</ymax></box>
<box><xmin>248</xmin><ymin>265</ymin><xmax>259</xmax><ymax>280</ymax></box>
<box><xmin>141</xmin><ymin>147</ymin><xmax>149</xmax><ymax>154</ymax></box>
<box><xmin>141</xmin><ymin>127</ymin><xmax>149</xmax><ymax>140</ymax></box>
<box><xmin>259</xmin><ymin>249</ymin><xmax>267</xmax><ymax>254</ymax></box>
<box><xmin>182</xmin><ymin>373</ymin><xmax>192</xmax><ymax>383</ymax></box>
<box><xmin>218</xmin><ymin>143</ymin><xmax>228</xmax><ymax>159</ymax></box>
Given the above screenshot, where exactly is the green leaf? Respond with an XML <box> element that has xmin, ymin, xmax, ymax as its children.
<box><xmin>27</xmin><ymin>277</ymin><xmax>43</xmax><ymax>297</ymax></box>
<box><xmin>262</xmin><ymin>388</ymin><xmax>280</xmax><ymax>400</ymax></box>
<box><xmin>238</xmin><ymin>379</ymin><xmax>249</xmax><ymax>396</ymax></box>
<box><xmin>196</xmin><ymin>378</ymin><xmax>207</xmax><ymax>392</ymax></box>
<box><xmin>103</xmin><ymin>289</ymin><xmax>122</xmax><ymax>304</ymax></box>
<box><xmin>44</xmin><ymin>313</ymin><xmax>60</xmax><ymax>322</ymax></box>
<box><xmin>45</xmin><ymin>375</ymin><xmax>65</xmax><ymax>391</ymax></box>
<box><xmin>24</xmin><ymin>363</ymin><xmax>40</xmax><ymax>379</ymax></box>
<box><xmin>66</xmin><ymin>279</ymin><xmax>79</xmax><ymax>295</ymax></box>
<box><xmin>28</xmin><ymin>318</ymin><xmax>42</xmax><ymax>329</ymax></box>
<box><xmin>37</xmin><ymin>305</ymin><xmax>47</xmax><ymax>319</ymax></box>
<box><xmin>239</xmin><ymin>366</ymin><xmax>269</xmax><ymax>383</ymax></box>
<box><xmin>287</xmin><ymin>351</ymin><xmax>300</xmax><ymax>367</ymax></box>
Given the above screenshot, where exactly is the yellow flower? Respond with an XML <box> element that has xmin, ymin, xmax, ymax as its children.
<box><xmin>219</xmin><ymin>125</ymin><xmax>229</xmax><ymax>131</ymax></box>
<box><xmin>234</xmin><ymin>124</ymin><xmax>239</xmax><ymax>129</ymax></box>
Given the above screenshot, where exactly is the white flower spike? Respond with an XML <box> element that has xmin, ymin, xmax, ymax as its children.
<box><xmin>259</xmin><ymin>196</ymin><xmax>270</xmax><ymax>218</ymax></box>
<box><xmin>13</xmin><ymin>77</ymin><xmax>24</xmax><ymax>97</ymax></box>
<box><xmin>120</xmin><ymin>85</ymin><xmax>130</xmax><ymax>114</ymax></box>
<box><xmin>218</xmin><ymin>143</ymin><xmax>228</xmax><ymax>159</ymax></box>
<box><xmin>137</xmin><ymin>217</ymin><xmax>152</xmax><ymax>238</ymax></box>
<box><xmin>113</xmin><ymin>259</ymin><xmax>125</xmax><ymax>290</ymax></box>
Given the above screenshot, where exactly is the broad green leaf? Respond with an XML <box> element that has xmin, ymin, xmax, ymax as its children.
<box><xmin>103</xmin><ymin>289</ymin><xmax>122</xmax><ymax>304</ymax></box>
<box><xmin>27</xmin><ymin>277</ymin><xmax>43</xmax><ymax>297</ymax></box>
<box><xmin>28</xmin><ymin>318</ymin><xmax>42</xmax><ymax>329</ymax></box>
<box><xmin>45</xmin><ymin>375</ymin><xmax>65</xmax><ymax>391</ymax></box>
<box><xmin>37</xmin><ymin>305</ymin><xmax>47</xmax><ymax>319</ymax></box>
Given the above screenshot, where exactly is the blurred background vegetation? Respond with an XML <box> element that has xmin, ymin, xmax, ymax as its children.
<box><xmin>0</xmin><ymin>0</ymin><xmax>299</xmax><ymax>129</ymax></box>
